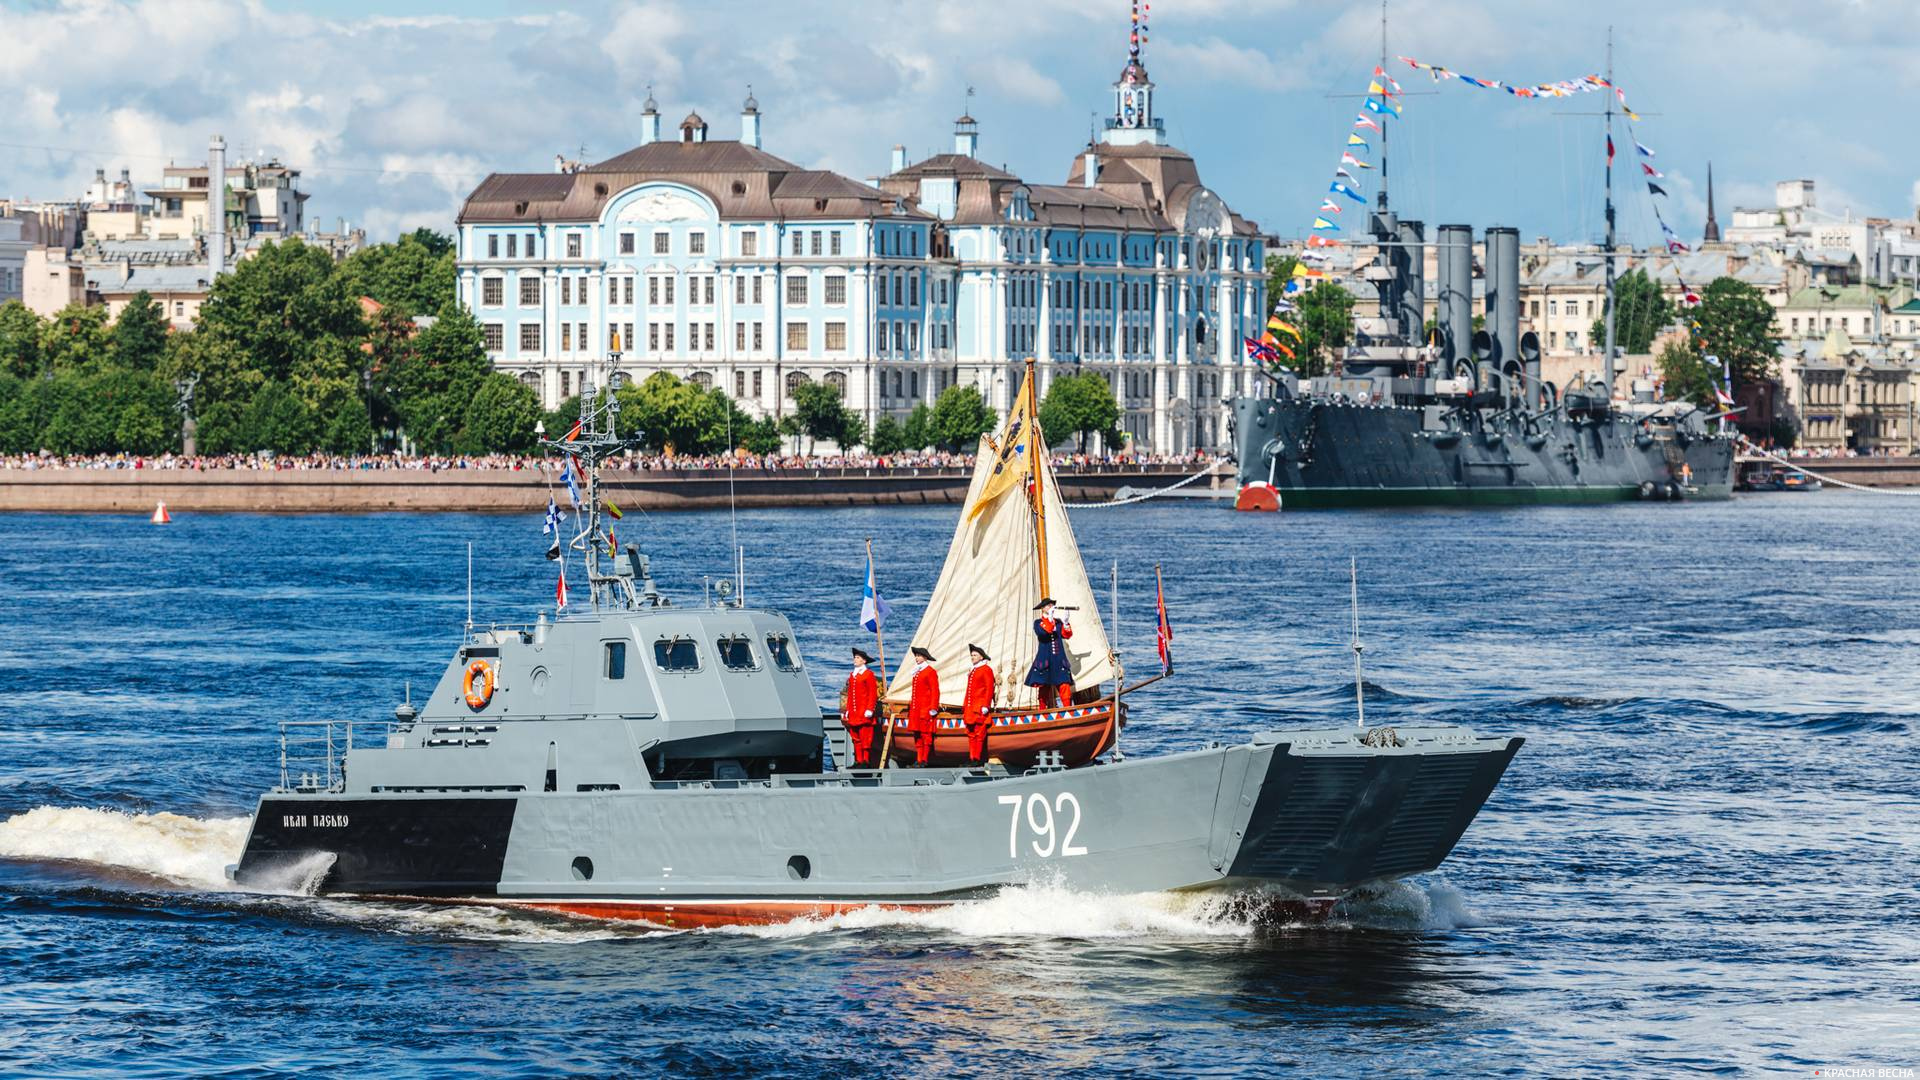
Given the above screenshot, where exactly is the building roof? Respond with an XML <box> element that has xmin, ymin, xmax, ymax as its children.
<box><xmin>88</xmin><ymin>263</ymin><xmax>211</xmax><ymax>295</ymax></box>
<box><xmin>458</xmin><ymin>139</ymin><xmax>926</xmax><ymax>225</ymax></box>
<box><xmin>1781</xmin><ymin>284</ymin><xmax>1908</xmax><ymax>310</ymax></box>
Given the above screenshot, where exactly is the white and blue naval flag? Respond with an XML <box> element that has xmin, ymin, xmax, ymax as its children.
<box><xmin>542</xmin><ymin>496</ymin><xmax>565</xmax><ymax>537</ymax></box>
<box><xmin>562</xmin><ymin>458</ymin><xmax>583</xmax><ymax>509</ymax></box>
<box><xmin>860</xmin><ymin>550</ymin><xmax>892</xmax><ymax>633</ymax></box>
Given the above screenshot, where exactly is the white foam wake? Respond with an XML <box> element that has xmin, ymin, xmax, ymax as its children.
<box><xmin>0</xmin><ymin>805</ymin><xmax>251</xmax><ymax>890</ymax></box>
<box><xmin>714</xmin><ymin>881</ymin><xmax>1268</xmax><ymax>941</ymax></box>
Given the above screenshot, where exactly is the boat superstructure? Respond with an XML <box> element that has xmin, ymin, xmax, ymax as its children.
<box><xmin>232</xmin><ymin>368</ymin><xmax>1522</xmax><ymax>926</ymax></box>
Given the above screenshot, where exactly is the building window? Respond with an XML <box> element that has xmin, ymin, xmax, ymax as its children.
<box><xmin>519</xmin><ymin>276</ymin><xmax>541</xmax><ymax>306</ymax></box>
<box><xmin>487</xmin><ymin>235</ymin><xmax>499</xmax><ymax>258</ymax></box>
<box><xmin>561</xmin><ymin>277</ymin><xmax>572</xmax><ymax>306</ymax></box>
<box><xmin>649</xmin><ymin>324</ymin><xmax>659</xmax><ymax>351</ymax></box>
<box><xmin>520</xmin><ymin>323</ymin><xmax>541</xmax><ymax>352</ymax></box>
<box><xmin>620</xmin><ymin>232</ymin><xmax>635</xmax><ymax>255</ymax></box>
<box><xmin>893</xmin><ymin>276</ymin><xmax>903</xmax><ymax>306</ymax></box>
<box><xmin>483</xmin><ymin>323</ymin><xmax>504</xmax><ymax>351</ymax></box>
<box><xmin>753</xmin><ymin>369</ymin><xmax>763</xmax><ymax>397</ymax></box>
<box><xmin>691</xmin><ymin>370</ymin><xmax>713</xmax><ymax>390</ymax></box>
<box><xmin>809</xmin><ymin>231</ymin><xmax>822</xmax><ymax>256</ymax></box>
<box><xmin>783</xmin><ymin>322</ymin><xmax>808</xmax><ymax>351</ymax></box>
<box><xmin>752</xmin><ymin>323</ymin><xmax>764</xmax><ymax>351</ymax></box>
<box><xmin>703</xmin><ymin>276</ymin><xmax>715</xmax><ymax>306</ymax></box>
<box><xmin>753</xmin><ymin>276</ymin><xmax>764</xmax><ymax>304</ymax></box>
<box><xmin>791</xmin><ymin>232</ymin><xmax>804</xmax><ymax>256</ymax></box>
<box><xmin>824</xmin><ymin>371</ymin><xmax>847</xmax><ymax>398</ymax></box>
<box><xmin>664</xmin><ymin>276</ymin><xmax>675</xmax><ymax>304</ymax></box>
<box><xmin>786</xmin><ymin>370</ymin><xmax>809</xmax><ymax>396</ymax></box>
<box><xmin>507</xmin><ymin>234</ymin><xmax>518</xmax><ymax>258</ymax></box>
<box><xmin>741</xmin><ymin>232</ymin><xmax>758</xmax><ymax>257</ymax></box>
<box><xmin>664</xmin><ymin>324</ymin><xmax>675</xmax><ymax>351</ymax></box>
<box><xmin>735</xmin><ymin>275</ymin><xmax>746</xmax><ymax>304</ymax></box>
<box><xmin>909</xmin><ymin>323</ymin><xmax>919</xmax><ymax>351</ymax></box>
<box><xmin>826</xmin><ymin>322</ymin><xmax>847</xmax><ymax>351</ymax></box>
<box><xmin>735</xmin><ymin>370</ymin><xmax>747</xmax><ymax>396</ymax></box>
<box><xmin>787</xmin><ymin>275</ymin><xmax>808</xmax><ymax>305</ymax></box>
<box><xmin>561</xmin><ymin>370</ymin><xmax>571</xmax><ymax>397</ymax></box>
<box><xmin>736</xmin><ymin>322</ymin><xmax>747</xmax><ymax>350</ymax></box>
<box><xmin>649</xmin><ymin>277</ymin><xmax>660</xmax><ymax>306</ymax></box>
<box><xmin>830</xmin><ymin>233</ymin><xmax>842</xmax><ymax>256</ymax></box>
<box><xmin>654</xmin><ymin>231</ymin><xmax>670</xmax><ymax>255</ymax></box>
<box><xmin>482</xmin><ymin>278</ymin><xmax>503</xmax><ymax>306</ymax></box>
<box><xmin>910</xmin><ymin>277</ymin><xmax>919</xmax><ymax>306</ymax></box>
<box><xmin>526</xmin><ymin>233</ymin><xmax>535</xmax><ymax>256</ymax></box>
<box><xmin>825</xmin><ymin>275</ymin><xmax>846</xmax><ymax>305</ymax></box>
<box><xmin>624</xmin><ymin>322</ymin><xmax>633</xmax><ymax>351</ymax></box>
<box><xmin>174</xmin><ymin>301</ymin><xmax>185</xmax><ymax>318</ymax></box>
<box><xmin>689</xmin><ymin>231</ymin><xmax>706</xmax><ymax>256</ymax></box>
<box><xmin>704</xmin><ymin>323</ymin><xmax>715</xmax><ymax>351</ymax></box>
<box><xmin>561</xmin><ymin>323</ymin><xmax>572</xmax><ymax>351</ymax></box>
<box><xmin>567</xmin><ymin>234</ymin><xmax>582</xmax><ymax>259</ymax></box>
<box><xmin>623</xmin><ymin>278</ymin><xmax>634</xmax><ymax>306</ymax></box>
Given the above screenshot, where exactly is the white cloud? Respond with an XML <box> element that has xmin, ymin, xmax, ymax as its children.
<box><xmin>1</xmin><ymin>0</ymin><xmax>1915</xmax><ymax>247</ymax></box>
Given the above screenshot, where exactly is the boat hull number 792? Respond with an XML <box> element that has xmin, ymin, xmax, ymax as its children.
<box><xmin>998</xmin><ymin>792</ymin><xmax>1087</xmax><ymax>858</ymax></box>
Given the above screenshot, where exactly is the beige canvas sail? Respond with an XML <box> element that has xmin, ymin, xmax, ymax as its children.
<box><xmin>887</xmin><ymin>434</ymin><xmax>1115</xmax><ymax>708</ymax></box>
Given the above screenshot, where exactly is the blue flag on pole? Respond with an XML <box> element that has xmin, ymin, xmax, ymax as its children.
<box><xmin>563</xmin><ymin>458</ymin><xmax>583</xmax><ymax>509</ymax></box>
<box><xmin>860</xmin><ymin>549</ymin><xmax>892</xmax><ymax>633</ymax></box>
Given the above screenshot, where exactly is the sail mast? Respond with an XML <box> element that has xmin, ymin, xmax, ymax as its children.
<box><xmin>1601</xmin><ymin>27</ymin><xmax>1618</xmax><ymax>398</ymax></box>
<box><xmin>1027</xmin><ymin>357</ymin><xmax>1051</xmax><ymax>598</ymax></box>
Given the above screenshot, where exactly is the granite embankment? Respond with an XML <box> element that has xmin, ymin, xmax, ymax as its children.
<box><xmin>0</xmin><ymin>462</ymin><xmax>1226</xmax><ymax>513</ymax></box>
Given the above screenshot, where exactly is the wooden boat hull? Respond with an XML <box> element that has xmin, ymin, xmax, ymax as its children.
<box><xmin>879</xmin><ymin>700</ymin><xmax>1119</xmax><ymax>769</ymax></box>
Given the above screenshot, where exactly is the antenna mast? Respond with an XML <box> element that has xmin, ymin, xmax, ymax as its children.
<box><xmin>1376</xmin><ymin>0</ymin><xmax>1389</xmax><ymax>212</ymax></box>
<box><xmin>1601</xmin><ymin>27</ymin><xmax>1618</xmax><ymax>399</ymax></box>
<box><xmin>1350</xmin><ymin>556</ymin><xmax>1366</xmax><ymax>729</ymax></box>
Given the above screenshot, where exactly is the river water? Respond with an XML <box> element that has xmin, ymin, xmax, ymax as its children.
<box><xmin>1</xmin><ymin>492</ymin><xmax>1915</xmax><ymax>1076</ymax></box>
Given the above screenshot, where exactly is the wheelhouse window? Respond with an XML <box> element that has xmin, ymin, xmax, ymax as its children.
<box><xmin>765</xmin><ymin>634</ymin><xmax>800</xmax><ymax>671</ymax></box>
<box><xmin>716</xmin><ymin>636</ymin><xmax>757</xmax><ymax>671</ymax></box>
<box><xmin>654</xmin><ymin>637</ymin><xmax>700</xmax><ymax>672</ymax></box>
<box><xmin>604</xmin><ymin>641</ymin><xmax>626</xmax><ymax>680</ymax></box>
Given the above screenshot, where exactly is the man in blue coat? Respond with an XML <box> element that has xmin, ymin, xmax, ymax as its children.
<box><xmin>1025</xmin><ymin>597</ymin><xmax>1075</xmax><ymax>708</ymax></box>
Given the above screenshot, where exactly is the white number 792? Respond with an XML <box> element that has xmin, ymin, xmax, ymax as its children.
<box><xmin>998</xmin><ymin>792</ymin><xmax>1087</xmax><ymax>859</ymax></box>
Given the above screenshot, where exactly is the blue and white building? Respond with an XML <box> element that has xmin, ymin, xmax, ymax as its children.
<box><xmin>455</xmin><ymin>34</ymin><xmax>1263</xmax><ymax>452</ymax></box>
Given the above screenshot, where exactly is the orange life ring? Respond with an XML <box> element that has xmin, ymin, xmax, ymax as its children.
<box><xmin>463</xmin><ymin>660</ymin><xmax>495</xmax><ymax>709</ymax></box>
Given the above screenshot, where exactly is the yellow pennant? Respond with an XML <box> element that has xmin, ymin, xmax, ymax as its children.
<box><xmin>965</xmin><ymin>368</ymin><xmax>1039</xmax><ymax>522</ymax></box>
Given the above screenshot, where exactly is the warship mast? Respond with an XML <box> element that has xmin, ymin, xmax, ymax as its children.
<box><xmin>1601</xmin><ymin>28</ymin><xmax>1618</xmax><ymax>399</ymax></box>
<box><xmin>540</xmin><ymin>356</ymin><xmax>650</xmax><ymax>613</ymax></box>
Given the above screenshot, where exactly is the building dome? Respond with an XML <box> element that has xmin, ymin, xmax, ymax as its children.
<box><xmin>742</xmin><ymin>87</ymin><xmax>759</xmax><ymax>114</ymax></box>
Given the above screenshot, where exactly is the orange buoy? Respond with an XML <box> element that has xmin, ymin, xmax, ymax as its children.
<box><xmin>151</xmin><ymin>501</ymin><xmax>172</xmax><ymax>524</ymax></box>
<box><xmin>1233</xmin><ymin>484</ymin><xmax>1281</xmax><ymax>513</ymax></box>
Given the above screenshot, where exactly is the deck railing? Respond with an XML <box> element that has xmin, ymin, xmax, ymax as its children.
<box><xmin>277</xmin><ymin>720</ymin><xmax>392</xmax><ymax>792</ymax></box>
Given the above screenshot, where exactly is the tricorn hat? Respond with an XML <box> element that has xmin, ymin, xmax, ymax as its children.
<box><xmin>968</xmin><ymin>643</ymin><xmax>990</xmax><ymax>661</ymax></box>
<box><xmin>911</xmin><ymin>645</ymin><xmax>935</xmax><ymax>661</ymax></box>
<box><xmin>851</xmin><ymin>647</ymin><xmax>874</xmax><ymax>662</ymax></box>
<box><xmin>1033</xmin><ymin>597</ymin><xmax>1056</xmax><ymax>610</ymax></box>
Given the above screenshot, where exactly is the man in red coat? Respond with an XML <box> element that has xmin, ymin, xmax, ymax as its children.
<box><xmin>908</xmin><ymin>645</ymin><xmax>941</xmax><ymax>766</ymax></box>
<box><xmin>843</xmin><ymin>647</ymin><xmax>880</xmax><ymax>767</ymax></box>
<box><xmin>963</xmin><ymin>643</ymin><xmax>995</xmax><ymax>766</ymax></box>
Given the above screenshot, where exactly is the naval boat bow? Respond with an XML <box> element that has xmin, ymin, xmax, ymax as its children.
<box><xmin>231</xmin><ymin>371</ymin><xmax>1522</xmax><ymax>927</ymax></box>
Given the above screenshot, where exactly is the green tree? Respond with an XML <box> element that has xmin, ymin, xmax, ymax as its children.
<box><xmin>338</xmin><ymin>230</ymin><xmax>457</xmax><ymax>314</ymax></box>
<box><xmin>867</xmin><ymin>414</ymin><xmax>906</xmax><ymax>455</ymax></box>
<box><xmin>110</xmin><ymin>291</ymin><xmax>171</xmax><ymax>371</ymax></box>
<box><xmin>0</xmin><ymin>301</ymin><xmax>46</xmax><ymax>378</ymax></box>
<box><xmin>901</xmin><ymin>402</ymin><xmax>933</xmax><ymax>451</ymax></box>
<box><xmin>238</xmin><ymin>381</ymin><xmax>317</xmax><ymax>455</ymax></box>
<box><xmin>1655</xmin><ymin>340</ymin><xmax>1717</xmax><ymax>409</ymax></box>
<box><xmin>791</xmin><ymin>379</ymin><xmax>859</xmax><ymax>453</ymax></box>
<box><xmin>0</xmin><ymin>374</ymin><xmax>36</xmax><ymax>452</ymax></box>
<box><xmin>455</xmin><ymin>373</ymin><xmax>541</xmax><ymax>454</ymax></box>
<box><xmin>379</xmin><ymin>305</ymin><xmax>493</xmax><ymax>453</ymax></box>
<box><xmin>1591</xmin><ymin>267</ymin><xmax>1675</xmax><ymax>357</ymax></box>
<box><xmin>1292</xmin><ymin>280</ymin><xmax>1355</xmax><ymax>378</ymax></box>
<box><xmin>159</xmin><ymin>328</ymin><xmax>260</xmax><ymax>417</ymax></box>
<box><xmin>1038</xmin><ymin>370</ymin><xmax>1123</xmax><ymax>453</ymax></box>
<box><xmin>320</xmin><ymin>395</ymin><xmax>375</xmax><ymax>455</ymax></box>
<box><xmin>38</xmin><ymin>304</ymin><xmax>111</xmax><ymax>373</ymax></box>
<box><xmin>33</xmin><ymin>367</ymin><xmax>175</xmax><ymax>455</ymax></box>
<box><xmin>740</xmin><ymin>416</ymin><xmax>782</xmax><ymax>456</ymax></box>
<box><xmin>196</xmin><ymin>237</ymin><xmax>364</xmax><ymax>384</ymax></box>
<box><xmin>1694</xmin><ymin>277</ymin><xmax>1778</xmax><ymax>387</ymax></box>
<box><xmin>618</xmin><ymin>372</ymin><xmax>725</xmax><ymax>454</ymax></box>
<box><xmin>1265</xmin><ymin>253</ymin><xmax>1301</xmax><ymax>312</ymax></box>
<box><xmin>929</xmin><ymin>384</ymin><xmax>996</xmax><ymax>451</ymax></box>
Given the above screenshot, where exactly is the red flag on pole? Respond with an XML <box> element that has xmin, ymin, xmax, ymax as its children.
<box><xmin>557</xmin><ymin>564</ymin><xmax>569</xmax><ymax>610</ymax></box>
<box><xmin>1606</xmin><ymin>134</ymin><xmax>1614</xmax><ymax>166</ymax></box>
<box><xmin>1154</xmin><ymin>564</ymin><xmax>1173</xmax><ymax>674</ymax></box>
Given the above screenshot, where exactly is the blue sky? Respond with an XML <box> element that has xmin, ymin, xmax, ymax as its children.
<box><xmin>3</xmin><ymin>0</ymin><xmax>1915</xmax><ymax>249</ymax></box>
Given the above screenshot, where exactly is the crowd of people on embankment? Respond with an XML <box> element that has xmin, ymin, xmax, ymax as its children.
<box><xmin>0</xmin><ymin>449</ymin><xmax>1220</xmax><ymax>474</ymax></box>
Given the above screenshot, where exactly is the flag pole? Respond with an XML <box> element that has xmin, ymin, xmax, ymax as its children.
<box><xmin>1026</xmin><ymin>357</ymin><xmax>1050</xmax><ymax>600</ymax></box>
<box><xmin>868</xmin><ymin>537</ymin><xmax>896</xmax><ymax>771</ymax></box>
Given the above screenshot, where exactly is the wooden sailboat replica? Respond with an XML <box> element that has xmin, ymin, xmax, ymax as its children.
<box><xmin>882</xmin><ymin>361</ymin><xmax>1126</xmax><ymax>769</ymax></box>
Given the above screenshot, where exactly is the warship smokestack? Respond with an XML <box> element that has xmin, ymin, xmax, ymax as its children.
<box><xmin>1436</xmin><ymin>224</ymin><xmax>1472</xmax><ymax>379</ymax></box>
<box><xmin>1489</xmin><ymin>226</ymin><xmax>1520</xmax><ymax>400</ymax></box>
<box><xmin>1397</xmin><ymin>220</ymin><xmax>1425</xmax><ymax>348</ymax></box>
<box><xmin>207</xmin><ymin>134</ymin><xmax>227</xmax><ymax>280</ymax></box>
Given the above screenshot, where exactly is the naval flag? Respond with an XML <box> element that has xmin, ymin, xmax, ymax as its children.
<box><xmin>563</xmin><ymin>457</ymin><xmax>583</xmax><ymax>509</ymax></box>
<box><xmin>1154</xmin><ymin>565</ymin><xmax>1173</xmax><ymax>675</ymax></box>
<box><xmin>860</xmin><ymin>546</ymin><xmax>892</xmax><ymax>633</ymax></box>
<box><xmin>556</xmin><ymin>563</ymin><xmax>569</xmax><ymax>611</ymax></box>
<box><xmin>542</xmin><ymin>496</ymin><xmax>565</xmax><ymax>559</ymax></box>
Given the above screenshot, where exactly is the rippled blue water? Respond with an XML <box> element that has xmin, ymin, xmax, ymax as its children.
<box><xmin>2</xmin><ymin>492</ymin><xmax>1916</xmax><ymax>1076</ymax></box>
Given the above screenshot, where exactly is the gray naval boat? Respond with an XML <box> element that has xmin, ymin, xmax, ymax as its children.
<box><xmin>1229</xmin><ymin>76</ymin><xmax>1737</xmax><ymax>509</ymax></box>
<box><xmin>231</xmin><ymin>376</ymin><xmax>1522</xmax><ymax>927</ymax></box>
